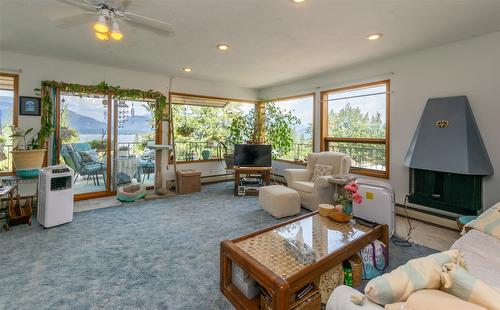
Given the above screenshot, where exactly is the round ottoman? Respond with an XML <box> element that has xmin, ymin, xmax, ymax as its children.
<box><xmin>117</xmin><ymin>184</ymin><xmax>146</xmax><ymax>202</ymax></box>
<box><xmin>259</xmin><ymin>185</ymin><xmax>300</xmax><ymax>218</ymax></box>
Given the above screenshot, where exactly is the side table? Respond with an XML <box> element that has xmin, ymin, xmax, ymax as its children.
<box><xmin>233</xmin><ymin>166</ymin><xmax>272</xmax><ymax>196</ymax></box>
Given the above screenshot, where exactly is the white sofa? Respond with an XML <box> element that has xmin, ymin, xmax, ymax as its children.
<box><xmin>283</xmin><ymin>152</ymin><xmax>351</xmax><ymax>211</ymax></box>
<box><xmin>326</xmin><ymin>228</ymin><xmax>500</xmax><ymax>309</ymax></box>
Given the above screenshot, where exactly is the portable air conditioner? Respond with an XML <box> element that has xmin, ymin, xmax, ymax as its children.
<box><xmin>353</xmin><ymin>178</ymin><xmax>395</xmax><ymax>237</ymax></box>
<box><xmin>37</xmin><ymin>164</ymin><xmax>74</xmax><ymax>228</ymax></box>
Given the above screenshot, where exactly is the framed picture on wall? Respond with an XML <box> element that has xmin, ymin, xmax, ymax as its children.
<box><xmin>19</xmin><ymin>96</ymin><xmax>41</xmax><ymax>116</ymax></box>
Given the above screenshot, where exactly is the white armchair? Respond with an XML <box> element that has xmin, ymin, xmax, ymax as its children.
<box><xmin>283</xmin><ymin>152</ymin><xmax>351</xmax><ymax>211</ymax></box>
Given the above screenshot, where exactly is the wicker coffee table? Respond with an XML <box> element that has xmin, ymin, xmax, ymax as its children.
<box><xmin>220</xmin><ymin>212</ymin><xmax>388</xmax><ymax>310</ymax></box>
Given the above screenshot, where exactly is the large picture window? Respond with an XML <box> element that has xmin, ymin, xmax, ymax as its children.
<box><xmin>270</xmin><ymin>94</ymin><xmax>314</xmax><ymax>163</ymax></box>
<box><xmin>171</xmin><ymin>93</ymin><xmax>255</xmax><ymax>162</ymax></box>
<box><xmin>0</xmin><ymin>73</ymin><xmax>19</xmax><ymax>174</ymax></box>
<box><xmin>321</xmin><ymin>80</ymin><xmax>390</xmax><ymax>178</ymax></box>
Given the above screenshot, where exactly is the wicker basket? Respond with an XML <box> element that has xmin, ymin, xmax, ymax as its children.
<box><xmin>11</xmin><ymin>149</ymin><xmax>46</xmax><ymax>170</ymax></box>
<box><xmin>349</xmin><ymin>254</ymin><xmax>363</xmax><ymax>287</ymax></box>
<box><xmin>317</xmin><ymin>263</ymin><xmax>344</xmax><ymax>304</ymax></box>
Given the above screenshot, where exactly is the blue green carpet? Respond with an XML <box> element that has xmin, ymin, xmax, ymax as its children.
<box><xmin>0</xmin><ymin>183</ymin><xmax>436</xmax><ymax>309</ymax></box>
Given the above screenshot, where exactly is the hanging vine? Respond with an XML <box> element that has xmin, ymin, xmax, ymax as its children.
<box><xmin>38</xmin><ymin>80</ymin><xmax>168</xmax><ymax>147</ymax></box>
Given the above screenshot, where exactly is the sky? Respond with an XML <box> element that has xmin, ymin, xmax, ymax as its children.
<box><xmin>61</xmin><ymin>94</ymin><xmax>152</xmax><ymax>121</ymax></box>
<box><xmin>327</xmin><ymin>85</ymin><xmax>386</xmax><ymax>123</ymax></box>
<box><xmin>273</xmin><ymin>95</ymin><xmax>314</xmax><ymax>126</ymax></box>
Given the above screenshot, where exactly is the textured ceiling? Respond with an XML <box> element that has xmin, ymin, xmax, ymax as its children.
<box><xmin>1</xmin><ymin>0</ymin><xmax>500</xmax><ymax>89</ymax></box>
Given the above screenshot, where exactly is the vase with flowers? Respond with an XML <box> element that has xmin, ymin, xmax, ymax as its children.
<box><xmin>328</xmin><ymin>182</ymin><xmax>363</xmax><ymax>223</ymax></box>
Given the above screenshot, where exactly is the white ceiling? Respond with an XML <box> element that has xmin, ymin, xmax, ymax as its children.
<box><xmin>1</xmin><ymin>0</ymin><xmax>500</xmax><ymax>89</ymax></box>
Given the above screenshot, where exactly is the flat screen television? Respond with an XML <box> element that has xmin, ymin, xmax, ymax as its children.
<box><xmin>234</xmin><ymin>144</ymin><xmax>272</xmax><ymax>167</ymax></box>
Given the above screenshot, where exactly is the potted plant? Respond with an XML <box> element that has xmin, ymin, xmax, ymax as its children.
<box><xmin>10</xmin><ymin>127</ymin><xmax>47</xmax><ymax>177</ymax></box>
<box><xmin>177</xmin><ymin>123</ymin><xmax>195</xmax><ymax>137</ymax></box>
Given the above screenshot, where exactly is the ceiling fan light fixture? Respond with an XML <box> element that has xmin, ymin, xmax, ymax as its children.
<box><xmin>110</xmin><ymin>21</ymin><xmax>123</xmax><ymax>41</ymax></box>
<box><xmin>94</xmin><ymin>15</ymin><xmax>109</xmax><ymax>33</ymax></box>
<box><xmin>95</xmin><ymin>31</ymin><xmax>110</xmax><ymax>41</ymax></box>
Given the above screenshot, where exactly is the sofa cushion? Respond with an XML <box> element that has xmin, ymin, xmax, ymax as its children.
<box><xmin>440</xmin><ymin>263</ymin><xmax>500</xmax><ymax>310</ymax></box>
<box><xmin>79</xmin><ymin>149</ymin><xmax>99</xmax><ymax>164</ymax></box>
<box><xmin>311</xmin><ymin>164</ymin><xmax>333</xmax><ymax>182</ymax></box>
<box><xmin>404</xmin><ymin>289</ymin><xmax>486</xmax><ymax>310</ymax></box>
<box><xmin>364</xmin><ymin>250</ymin><xmax>462</xmax><ymax>305</ymax></box>
<box><xmin>291</xmin><ymin>181</ymin><xmax>314</xmax><ymax>193</ymax></box>
<box><xmin>465</xmin><ymin>202</ymin><xmax>500</xmax><ymax>239</ymax></box>
<box><xmin>450</xmin><ymin>229</ymin><xmax>500</xmax><ymax>291</ymax></box>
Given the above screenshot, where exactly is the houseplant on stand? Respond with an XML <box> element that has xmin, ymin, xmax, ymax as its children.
<box><xmin>10</xmin><ymin>127</ymin><xmax>47</xmax><ymax>178</ymax></box>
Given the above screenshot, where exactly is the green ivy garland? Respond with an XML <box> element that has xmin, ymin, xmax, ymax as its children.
<box><xmin>38</xmin><ymin>80</ymin><xmax>168</xmax><ymax>148</ymax></box>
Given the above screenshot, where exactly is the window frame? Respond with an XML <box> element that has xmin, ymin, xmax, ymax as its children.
<box><xmin>320</xmin><ymin>80</ymin><xmax>390</xmax><ymax>179</ymax></box>
<box><xmin>0</xmin><ymin>72</ymin><xmax>19</xmax><ymax>176</ymax></box>
<box><xmin>169</xmin><ymin>92</ymin><xmax>257</xmax><ymax>164</ymax></box>
<box><xmin>269</xmin><ymin>92</ymin><xmax>316</xmax><ymax>166</ymax></box>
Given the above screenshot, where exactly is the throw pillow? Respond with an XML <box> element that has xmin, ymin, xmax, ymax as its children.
<box><xmin>440</xmin><ymin>263</ymin><xmax>500</xmax><ymax>310</ymax></box>
<box><xmin>311</xmin><ymin>164</ymin><xmax>333</xmax><ymax>182</ymax></box>
<box><xmin>364</xmin><ymin>250</ymin><xmax>462</xmax><ymax>305</ymax></box>
<box><xmin>79</xmin><ymin>149</ymin><xmax>99</xmax><ymax>164</ymax></box>
<box><xmin>405</xmin><ymin>289</ymin><xmax>486</xmax><ymax>310</ymax></box>
<box><xmin>465</xmin><ymin>202</ymin><xmax>500</xmax><ymax>239</ymax></box>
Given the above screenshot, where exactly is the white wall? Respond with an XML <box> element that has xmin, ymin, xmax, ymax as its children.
<box><xmin>260</xmin><ymin>31</ymin><xmax>500</xmax><ymax>210</ymax></box>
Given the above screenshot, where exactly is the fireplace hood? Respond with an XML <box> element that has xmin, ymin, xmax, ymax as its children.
<box><xmin>404</xmin><ymin>96</ymin><xmax>493</xmax><ymax>176</ymax></box>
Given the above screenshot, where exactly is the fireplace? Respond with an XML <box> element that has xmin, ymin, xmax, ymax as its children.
<box><xmin>404</xmin><ymin>96</ymin><xmax>493</xmax><ymax>215</ymax></box>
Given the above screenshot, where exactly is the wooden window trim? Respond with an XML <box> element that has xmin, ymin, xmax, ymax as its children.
<box><xmin>320</xmin><ymin>80</ymin><xmax>390</xmax><ymax>179</ymax></box>
<box><xmin>273</xmin><ymin>158</ymin><xmax>307</xmax><ymax>166</ymax></box>
<box><xmin>0</xmin><ymin>73</ymin><xmax>19</xmax><ymax>176</ymax></box>
<box><xmin>268</xmin><ymin>93</ymin><xmax>316</xmax><ymax>163</ymax></box>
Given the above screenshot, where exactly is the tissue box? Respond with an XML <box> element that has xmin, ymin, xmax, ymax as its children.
<box><xmin>283</xmin><ymin>238</ymin><xmax>316</xmax><ymax>264</ymax></box>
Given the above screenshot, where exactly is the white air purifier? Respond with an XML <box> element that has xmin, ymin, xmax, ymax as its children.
<box><xmin>353</xmin><ymin>178</ymin><xmax>395</xmax><ymax>237</ymax></box>
<box><xmin>37</xmin><ymin>164</ymin><xmax>74</xmax><ymax>228</ymax></box>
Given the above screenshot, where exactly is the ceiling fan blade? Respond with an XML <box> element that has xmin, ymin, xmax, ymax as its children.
<box><xmin>121</xmin><ymin>0</ymin><xmax>132</xmax><ymax>10</ymax></box>
<box><xmin>56</xmin><ymin>0</ymin><xmax>98</xmax><ymax>12</ymax></box>
<box><xmin>55</xmin><ymin>12</ymin><xmax>96</xmax><ymax>28</ymax></box>
<box><xmin>121</xmin><ymin>12</ymin><xmax>174</xmax><ymax>36</ymax></box>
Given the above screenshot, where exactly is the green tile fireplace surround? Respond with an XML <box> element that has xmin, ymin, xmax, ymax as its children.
<box><xmin>409</xmin><ymin>168</ymin><xmax>482</xmax><ymax>215</ymax></box>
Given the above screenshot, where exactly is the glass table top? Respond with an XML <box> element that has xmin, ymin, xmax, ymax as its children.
<box><xmin>235</xmin><ymin>214</ymin><xmax>372</xmax><ymax>279</ymax></box>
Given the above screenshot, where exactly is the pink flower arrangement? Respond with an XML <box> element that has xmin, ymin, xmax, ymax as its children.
<box><xmin>343</xmin><ymin>182</ymin><xmax>363</xmax><ymax>205</ymax></box>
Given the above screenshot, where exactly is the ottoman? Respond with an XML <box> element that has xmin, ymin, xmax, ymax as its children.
<box><xmin>259</xmin><ymin>185</ymin><xmax>300</xmax><ymax>218</ymax></box>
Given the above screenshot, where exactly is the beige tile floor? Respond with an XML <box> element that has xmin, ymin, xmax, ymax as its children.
<box><xmin>394</xmin><ymin>215</ymin><xmax>461</xmax><ymax>251</ymax></box>
<box><xmin>74</xmin><ymin>196</ymin><xmax>122</xmax><ymax>213</ymax></box>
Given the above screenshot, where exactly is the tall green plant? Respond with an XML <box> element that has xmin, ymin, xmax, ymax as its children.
<box><xmin>264</xmin><ymin>102</ymin><xmax>300</xmax><ymax>159</ymax></box>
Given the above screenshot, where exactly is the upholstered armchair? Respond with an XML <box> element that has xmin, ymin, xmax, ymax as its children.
<box><xmin>283</xmin><ymin>152</ymin><xmax>352</xmax><ymax>211</ymax></box>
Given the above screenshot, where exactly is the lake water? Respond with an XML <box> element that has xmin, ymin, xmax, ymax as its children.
<box><xmin>79</xmin><ymin>134</ymin><xmax>139</xmax><ymax>143</ymax></box>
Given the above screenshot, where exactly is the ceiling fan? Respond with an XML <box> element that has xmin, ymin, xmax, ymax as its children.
<box><xmin>55</xmin><ymin>0</ymin><xmax>174</xmax><ymax>41</ymax></box>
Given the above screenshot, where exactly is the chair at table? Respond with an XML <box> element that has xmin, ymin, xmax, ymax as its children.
<box><xmin>139</xmin><ymin>148</ymin><xmax>155</xmax><ymax>183</ymax></box>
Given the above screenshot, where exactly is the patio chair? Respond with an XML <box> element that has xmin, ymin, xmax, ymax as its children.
<box><xmin>139</xmin><ymin>148</ymin><xmax>155</xmax><ymax>183</ymax></box>
<box><xmin>62</xmin><ymin>143</ymin><xmax>106</xmax><ymax>186</ymax></box>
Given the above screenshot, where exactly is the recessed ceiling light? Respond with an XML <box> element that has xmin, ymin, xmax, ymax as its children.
<box><xmin>217</xmin><ymin>44</ymin><xmax>230</xmax><ymax>51</ymax></box>
<box><xmin>182</xmin><ymin>67</ymin><xmax>192</xmax><ymax>72</ymax></box>
<box><xmin>367</xmin><ymin>33</ymin><xmax>383</xmax><ymax>41</ymax></box>
<box><xmin>291</xmin><ymin>0</ymin><xmax>305</xmax><ymax>3</ymax></box>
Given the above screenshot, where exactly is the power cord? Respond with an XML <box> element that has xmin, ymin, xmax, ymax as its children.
<box><xmin>392</xmin><ymin>194</ymin><xmax>414</xmax><ymax>247</ymax></box>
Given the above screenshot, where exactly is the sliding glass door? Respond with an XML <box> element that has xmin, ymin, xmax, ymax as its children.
<box><xmin>113</xmin><ymin>98</ymin><xmax>155</xmax><ymax>190</ymax></box>
<box><xmin>58</xmin><ymin>92</ymin><xmax>110</xmax><ymax>197</ymax></box>
<box><xmin>56</xmin><ymin>92</ymin><xmax>157</xmax><ymax>199</ymax></box>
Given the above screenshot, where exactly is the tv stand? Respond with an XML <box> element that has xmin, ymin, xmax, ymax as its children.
<box><xmin>233</xmin><ymin>166</ymin><xmax>272</xmax><ymax>196</ymax></box>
